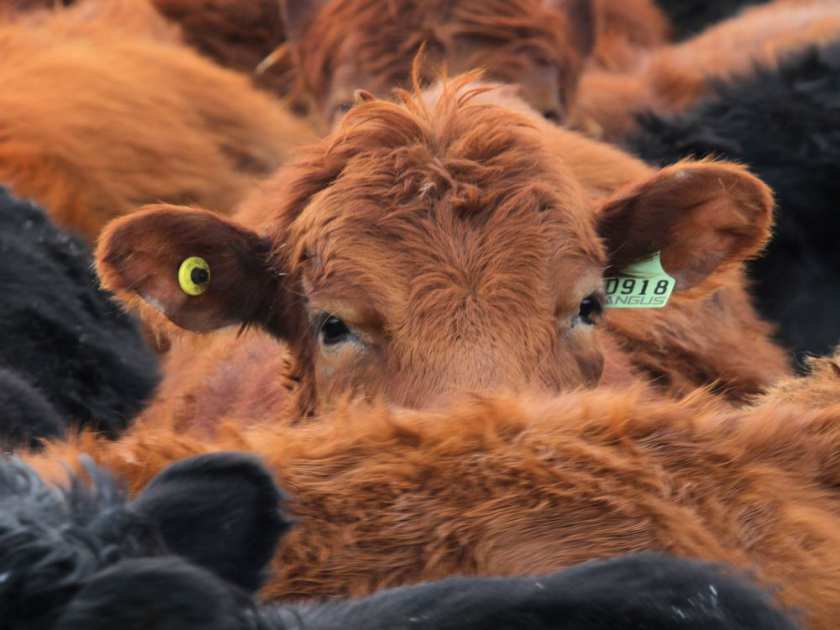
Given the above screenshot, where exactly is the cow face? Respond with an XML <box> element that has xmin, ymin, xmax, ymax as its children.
<box><xmin>97</xmin><ymin>80</ymin><xmax>772</xmax><ymax>413</ymax></box>
<box><xmin>281</xmin><ymin>0</ymin><xmax>596</xmax><ymax>129</ymax></box>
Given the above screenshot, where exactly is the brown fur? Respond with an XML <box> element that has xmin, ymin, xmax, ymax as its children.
<box><xmin>592</xmin><ymin>0</ymin><xmax>670</xmax><ymax>71</ymax></box>
<box><xmin>573</xmin><ymin>0</ymin><xmax>840</xmax><ymax>141</ymax></box>
<box><xmin>2</xmin><ymin>0</ymin><xmax>297</xmax><ymax>93</ymax></box>
<box><xmin>95</xmin><ymin>78</ymin><xmax>790</xmax><ymax>434</ymax></box>
<box><xmin>150</xmin><ymin>0</ymin><xmax>298</xmax><ymax>97</ymax></box>
<box><xmin>0</xmin><ymin>1</ymin><xmax>315</xmax><ymax>240</ymax></box>
<box><xmin>279</xmin><ymin>0</ymin><xmax>599</xmax><ymax>128</ymax></box>
<box><xmin>23</xmin><ymin>354</ymin><xmax>840</xmax><ymax>629</ymax></box>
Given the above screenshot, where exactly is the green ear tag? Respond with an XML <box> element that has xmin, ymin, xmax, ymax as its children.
<box><xmin>604</xmin><ymin>252</ymin><xmax>675</xmax><ymax>309</ymax></box>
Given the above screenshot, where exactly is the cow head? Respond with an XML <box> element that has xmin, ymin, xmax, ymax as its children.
<box><xmin>97</xmin><ymin>78</ymin><xmax>773</xmax><ymax>414</ymax></box>
<box><xmin>281</xmin><ymin>0</ymin><xmax>596</xmax><ymax>128</ymax></box>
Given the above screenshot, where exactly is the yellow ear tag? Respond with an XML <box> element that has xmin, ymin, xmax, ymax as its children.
<box><xmin>604</xmin><ymin>252</ymin><xmax>675</xmax><ymax>309</ymax></box>
<box><xmin>178</xmin><ymin>256</ymin><xmax>211</xmax><ymax>297</ymax></box>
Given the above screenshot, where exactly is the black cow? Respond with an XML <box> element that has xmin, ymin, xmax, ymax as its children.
<box><xmin>628</xmin><ymin>42</ymin><xmax>840</xmax><ymax>368</ymax></box>
<box><xmin>0</xmin><ymin>188</ymin><xmax>158</xmax><ymax>446</ymax></box>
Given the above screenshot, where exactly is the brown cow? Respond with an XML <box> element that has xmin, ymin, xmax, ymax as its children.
<box><xmin>573</xmin><ymin>0</ymin><xmax>840</xmax><ymax>141</ymax></box>
<box><xmin>0</xmin><ymin>0</ymin><xmax>315</xmax><ymax>240</ymax></box>
<box><xmin>94</xmin><ymin>76</ymin><xmax>789</xmax><ymax>433</ymax></box>
<box><xmin>24</xmin><ymin>348</ymin><xmax>840</xmax><ymax>629</ymax></box>
<box><xmin>279</xmin><ymin>0</ymin><xmax>613</xmax><ymax>128</ymax></box>
<box><xmin>279</xmin><ymin>0</ymin><xmax>676</xmax><ymax>127</ymax></box>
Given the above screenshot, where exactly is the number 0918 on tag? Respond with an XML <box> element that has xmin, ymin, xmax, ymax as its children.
<box><xmin>604</xmin><ymin>252</ymin><xmax>676</xmax><ymax>309</ymax></box>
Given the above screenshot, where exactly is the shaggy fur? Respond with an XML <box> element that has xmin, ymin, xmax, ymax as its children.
<box><xmin>0</xmin><ymin>188</ymin><xmax>157</xmax><ymax>440</ymax></box>
<box><xmin>22</xmin><ymin>352</ymin><xmax>840</xmax><ymax>628</ymax></box>
<box><xmin>573</xmin><ymin>0</ymin><xmax>840</xmax><ymax>141</ymax></box>
<box><xmin>280</xmin><ymin>0</ymin><xmax>598</xmax><ymax>127</ymax></box>
<box><xmin>148</xmin><ymin>0</ymin><xmax>300</xmax><ymax>98</ymax></box>
<box><xmin>2</xmin><ymin>0</ymin><xmax>300</xmax><ymax>98</ymax></box>
<box><xmin>0</xmin><ymin>1</ymin><xmax>315</xmax><ymax>240</ymax></box>
<box><xmin>628</xmin><ymin>41</ymin><xmax>840</xmax><ymax>367</ymax></box>
<box><xmin>1</xmin><ymin>454</ymin><xmax>797</xmax><ymax>629</ymax></box>
<box><xmin>0</xmin><ymin>367</ymin><xmax>64</xmax><ymax>450</ymax></box>
<box><xmin>94</xmin><ymin>77</ymin><xmax>788</xmax><ymax>435</ymax></box>
<box><xmin>0</xmin><ymin>452</ymin><xmax>289</xmax><ymax>630</ymax></box>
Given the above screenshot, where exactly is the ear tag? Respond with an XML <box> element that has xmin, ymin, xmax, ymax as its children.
<box><xmin>604</xmin><ymin>252</ymin><xmax>675</xmax><ymax>309</ymax></box>
<box><xmin>178</xmin><ymin>257</ymin><xmax>211</xmax><ymax>297</ymax></box>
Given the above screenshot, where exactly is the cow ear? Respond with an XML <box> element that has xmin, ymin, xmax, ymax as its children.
<box><xmin>282</xmin><ymin>0</ymin><xmax>328</xmax><ymax>42</ymax></box>
<box><xmin>129</xmin><ymin>453</ymin><xmax>291</xmax><ymax>593</ymax></box>
<box><xmin>597</xmin><ymin>161</ymin><xmax>774</xmax><ymax>290</ymax></box>
<box><xmin>96</xmin><ymin>205</ymin><xmax>280</xmax><ymax>333</ymax></box>
<box><xmin>545</xmin><ymin>0</ymin><xmax>597</xmax><ymax>57</ymax></box>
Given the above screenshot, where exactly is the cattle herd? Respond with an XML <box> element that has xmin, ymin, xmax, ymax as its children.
<box><xmin>0</xmin><ymin>0</ymin><xmax>839</xmax><ymax>628</ymax></box>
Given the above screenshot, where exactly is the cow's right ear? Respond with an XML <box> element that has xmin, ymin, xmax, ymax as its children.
<box><xmin>96</xmin><ymin>205</ymin><xmax>281</xmax><ymax>333</ymax></box>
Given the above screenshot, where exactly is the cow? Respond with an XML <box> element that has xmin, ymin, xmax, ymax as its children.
<box><xmin>278</xmin><ymin>0</ymin><xmax>675</xmax><ymax>129</ymax></box>
<box><xmin>572</xmin><ymin>0</ymin><xmax>840</xmax><ymax>142</ymax></box>
<box><xmin>0</xmin><ymin>188</ymin><xmax>157</xmax><ymax>446</ymax></box>
<box><xmin>91</xmin><ymin>75</ymin><xmax>789</xmax><ymax>438</ymax></box>
<box><xmin>627</xmin><ymin>39</ymin><xmax>840</xmax><ymax>367</ymax></box>
<box><xmin>4</xmin><ymin>0</ymin><xmax>298</xmax><ymax>98</ymax></box>
<box><xmin>0</xmin><ymin>451</ymin><xmax>798</xmax><ymax>629</ymax></box>
<box><xmin>16</xmin><ymin>344</ymin><xmax>840</xmax><ymax>628</ymax></box>
<box><xmin>0</xmin><ymin>0</ymin><xmax>315</xmax><ymax>241</ymax></box>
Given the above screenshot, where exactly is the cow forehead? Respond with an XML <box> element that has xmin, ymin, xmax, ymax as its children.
<box><xmin>291</xmin><ymin>179</ymin><xmax>604</xmax><ymax>328</ymax></box>
<box><xmin>305</xmin><ymin>0</ymin><xmax>568</xmax><ymax>90</ymax></box>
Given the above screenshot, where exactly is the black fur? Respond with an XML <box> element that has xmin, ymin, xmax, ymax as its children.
<box><xmin>0</xmin><ymin>452</ymin><xmax>289</xmax><ymax>630</ymax></box>
<box><xmin>654</xmin><ymin>0</ymin><xmax>771</xmax><ymax>40</ymax></box>
<box><xmin>0</xmin><ymin>187</ymin><xmax>158</xmax><ymax>442</ymax></box>
<box><xmin>0</xmin><ymin>454</ymin><xmax>798</xmax><ymax>629</ymax></box>
<box><xmin>628</xmin><ymin>42</ymin><xmax>840</xmax><ymax>368</ymax></box>
<box><xmin>0</xmin><ymin>367</ymin><xmax>64</xmax><ymax>449</ymax></box>
<box><xmin>276</xmin><ymin>553</ymin><xmax>798</xmax><ymax>630</ymax></box>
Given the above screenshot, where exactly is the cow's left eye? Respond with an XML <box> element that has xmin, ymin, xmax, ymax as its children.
<box><xmin>320</xmin><ymin>315</ymin><xmax>353</xmax><ymax>346</ymax></box>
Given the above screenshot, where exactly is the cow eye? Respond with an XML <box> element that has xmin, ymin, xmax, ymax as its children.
<box><xmin>330</xmin><ymin>101</ymin><xmax>354</xmax><ymax>122</ymax></box>
<box><xmin>319</xmin><ymin>315</ymin><xmax>352</xmax><ymax>346</ymax></box>
<box><xmin>576</xmin><ymin>294</ymin><xmax>603</xmax><ymax>326</ymax></box>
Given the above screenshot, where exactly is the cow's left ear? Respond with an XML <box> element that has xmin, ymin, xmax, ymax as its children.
<box><xmin>129</xmin><ymin>452</ymin><xmax>291</xmax><ymax>593</ymax></box>
<box><xmin>596</xmin><ymin>161</ymin><xmax>774</xmax><ymax>290</ymax></box>
<box><xmin>96</xmin><ymin>205</ymin><xmax>282</xmax><ymax>333</ymax></box>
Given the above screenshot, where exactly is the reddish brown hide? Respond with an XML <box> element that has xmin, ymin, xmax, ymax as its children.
<box><xmin>573</xmin><ymin>0</ymin><xmax>840</xmax><ymax>141</ymax></box>
<box><xmin>25</xmin><ymin>351</ymin><xmax>840</xmax><ymax>629</ymax></box>
<box><xmin>95</xmin><ymin>77</ymin><xmax>789</xmax><ymax>431</ymax></box>
<box><xmin>2</xmin><ymin>0</ymin><xmax>297</xmax><ymax>94</ymax></box>
<box><xmin>278</xmin><ymin>0</ymin><xmax>601</xmax><ymax>128</ymax></box>
<box><xmin>144</xmin><ymin>0</ymin><xmax>302</xmax><ymax>98</ymax></box>
<box><xmin>0</xmin><ymin>0</ymin><xmax>315</xmax><ymax>241</ymax></box>
<box><xmin>591</xmin><ymin>0</ymin><xmax>670</xmax><ymax>71</ymax></box>
<box><xmin>278</xmin><ymin>0</ymin><xmax>674</xmax><ymax>128</ymax></box>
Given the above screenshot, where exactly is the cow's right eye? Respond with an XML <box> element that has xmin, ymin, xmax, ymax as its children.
<box><xmin>320</xmin><ymin>315</ymin><xmax>352</xmax><ymax>346</ymax></box>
